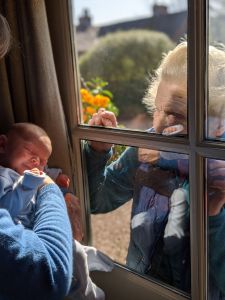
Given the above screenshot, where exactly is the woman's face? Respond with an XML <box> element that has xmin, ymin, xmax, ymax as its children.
<box><xmin>153</xmin><ymin>79</ymin><xmax>187</xmax><ymax>135</ymax></box>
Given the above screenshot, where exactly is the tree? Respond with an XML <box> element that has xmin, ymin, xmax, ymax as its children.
<box><xmin>79</xmin><ymin>30</ymin><xmax>174</xmax><ymax>120</ymax></box>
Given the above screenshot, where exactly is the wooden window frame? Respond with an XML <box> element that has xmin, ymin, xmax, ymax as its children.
<box><xmin>68</xmin><ymin>0</ymin><xmax>225</xmax><ymax>299</ymax></box>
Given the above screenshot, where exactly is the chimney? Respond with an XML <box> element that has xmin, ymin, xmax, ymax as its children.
<box><xmin>153</xmin><ymin>4</ymin><xmax>168</xmax><ymax>16</ymax></box>
<box><xmin>78</xmin><ymin>9</ymin><xmax>91</xmax><ymax>31</ymax></box>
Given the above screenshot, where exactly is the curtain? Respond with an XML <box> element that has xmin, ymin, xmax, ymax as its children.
<box><xmin>0</xmin><ymin>0</ymin><xmax>77</xmax><ymax>188</ymax></box>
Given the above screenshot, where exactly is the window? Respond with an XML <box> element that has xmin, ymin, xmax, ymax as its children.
<box><xmin>69</xmin><ymin>0</ymin><xmax>225</xmax><ymax>299</ymax></box>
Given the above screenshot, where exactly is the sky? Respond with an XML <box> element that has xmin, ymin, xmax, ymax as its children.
<box><xmin>72</xmin><ymin>0</ymin><xmax>187</xmax><ymax>26</ymax></box>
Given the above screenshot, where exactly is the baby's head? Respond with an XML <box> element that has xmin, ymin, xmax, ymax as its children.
<box><xmin>0</xmin><ymin>123</ymin><xmax>52</xmax><ymax>175</ymax></box>
<box><xmin>143</xmin><ymin>41</ymin><xmax>225</xmax><ymax>138</ymax></box>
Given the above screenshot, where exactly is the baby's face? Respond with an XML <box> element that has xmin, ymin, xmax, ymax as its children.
<box><xmin>5</xmin><ymin>135</ymin><xmax>52</xmax><ymax>175</ymax></box>
<box><xmin>153</xmin><ymin>79</ymin><xmax>187</xmax><ymax>135</ymax></box>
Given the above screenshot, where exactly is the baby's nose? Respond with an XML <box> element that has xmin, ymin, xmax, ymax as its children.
<box><xmin>31</xmin><ymin>157</ymin><xmax>40</xmax><ymax>167</ymax></box>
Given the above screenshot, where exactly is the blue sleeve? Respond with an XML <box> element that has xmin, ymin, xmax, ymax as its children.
<box><xmin>0</xmin><ymin>174</ymin><xmax>22</xmax><ymax>217</ymax></box>
<box><xmin>0</xmin><ymin>171</ymin><xmax>44</xmax><ymax>219</ymax></box>
<box><xmin>0</xmin><ymin>184</ymin><xmax>73</xmax><ymax>300</ymax></box>
<box><xmin>84</xmin><ymin>143</ymin><xmax>139</xmax><ymax>213</ymax></box>
<box><xmin>208</xmin><ymin>208</ymin><xmax>225</xmax><ymax>296</ymax></box>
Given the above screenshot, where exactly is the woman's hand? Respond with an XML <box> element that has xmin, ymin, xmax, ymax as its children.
<box><xmin>88</xmin><ymin>108</ymin><xmax>117</xmax><ymax>152</ymax></box>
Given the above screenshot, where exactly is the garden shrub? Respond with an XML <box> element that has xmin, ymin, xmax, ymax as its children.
<box><xmin>79</xmin><ymin>30</ymin><xmax>174</xmax><ymax>120</ymax></box>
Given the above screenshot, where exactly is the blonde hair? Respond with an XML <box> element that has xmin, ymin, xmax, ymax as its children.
<box><xmin>0</xmin><ymin>14</ymin><xmax>11</xmax><ymax>58</ymax></box>
<box><xmin>143</xmin><ymin>41</ymin><xmax>225</xmax><ymax>120</ymax></box>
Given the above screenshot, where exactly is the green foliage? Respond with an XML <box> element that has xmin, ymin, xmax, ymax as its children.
<box><xmin>85</xmin><ymin>77</ymin><xmax>113</xmax><ymax>98</ymax></box>
<box><xmin>79</xmin><ymin>30</ymin><xmax>175</xmax><ymax>120</ymax></box>
<box><xmin>109</xmin><ymin>144</ymin><xmax>127</xmax><ymax>164</ymax></box>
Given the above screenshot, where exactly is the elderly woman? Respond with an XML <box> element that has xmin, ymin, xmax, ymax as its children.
<box><xmin>86</xmin><ymin>41</ymin><xmax>225</xmax><ymax>298</ymax></box>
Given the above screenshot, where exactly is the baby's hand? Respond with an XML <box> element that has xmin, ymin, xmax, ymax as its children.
<box><xmin>88</xmin><ymin>108</ymin><xmax>117</xmax><ymax>152</ymax></box>
<box><xmin>30</xmin><ymin>168</ymin><xmax>43</xmax><ymax>175</ymax></box>
<box><xmin>55</xmin><ymin>173</ymin><xmax>70</xmax><ymax>189</ymax></box>
<box><xmin>22</xmin><ymin>169</ymin><xmax>46</xmax><ymax>190</ymax></box>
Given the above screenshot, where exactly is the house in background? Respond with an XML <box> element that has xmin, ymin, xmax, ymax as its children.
<box><xmin>75</xmin><ymin>4</ymin><xmax>187</xmax><ymax>56</ymax></box>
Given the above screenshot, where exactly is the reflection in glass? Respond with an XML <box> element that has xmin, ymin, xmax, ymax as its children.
<box><xmin>206</xmin><ymin>158</ymin><xmax>225</xmax><ymax>299</ymax></box>
<box><xmin>84</xmin><ymin>140</ymin><xmax>190</xmax><ymax>292</ymax></box>
<box><xmin>207</xmin><ymin>1</ymin><xmax>225</xmax><ymax>141</ymax></box>
<box><xmin>209</xmin><ymin>0</ymin><xmax>225</xmax><ymax>45</ymax></box>
<box><xmin>72</xmin><ymin>0</ymin><xmax>187</xmax><ymax>130</ymax></box>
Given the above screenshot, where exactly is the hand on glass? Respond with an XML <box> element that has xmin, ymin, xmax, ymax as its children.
<box><xmin>88</xmin><ymin>108</ymin><xmax>117</xmax><ymax>152</ymax></box>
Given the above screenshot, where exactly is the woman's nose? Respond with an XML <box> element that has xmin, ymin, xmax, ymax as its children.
<box><xmin>153</xmin><ymin>111</ymin><xmax>167</xmax><ymax>133</ymax></box>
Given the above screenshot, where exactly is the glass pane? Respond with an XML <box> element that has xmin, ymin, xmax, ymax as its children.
<box><xmin>84</xmin><ymin>139</ymin><xmax>190</xmax><ymax>293</ymax></box>
<box><xmin>207</xmin><ymin>1</ymin><xmax>225</xmax><ymax>141</ymax></box>
<box><xmin>72</xmin><ymin>0</ymin><xmax>188</xmax><ymax>133</ymax></box>
<box><xmin>206</xmin><ymin>158</ymin><xmax>225</xmax><ymax>299</ymax></box>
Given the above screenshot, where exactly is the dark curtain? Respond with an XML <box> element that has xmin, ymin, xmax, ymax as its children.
<box><xmin>0</xmin><ymin>0</ymin><xmax>78</xmax><ymax>187</ymax></box>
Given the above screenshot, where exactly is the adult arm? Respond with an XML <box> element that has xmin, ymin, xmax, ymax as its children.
<box><xmin>0</xmin><ymin>184</ymin><xmax>73</xmax><ymax>300</ymax></box>
<box><xmin>84</xmin><ymin>143</ymin><xmax>139</xmax><ymax>213</ymax></box>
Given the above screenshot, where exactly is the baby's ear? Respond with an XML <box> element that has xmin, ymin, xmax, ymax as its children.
<box><xmin>0</xmin><ymin>135</ymin><xmax>8</xmax><ymax>153</ymax></box>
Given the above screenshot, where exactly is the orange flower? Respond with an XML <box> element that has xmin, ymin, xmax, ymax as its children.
<box><xmin>80</xmin><ymin>83</ymin><xmax>117</xmax><ymax>124</ymax></box>
<box><xmin>80</xmin><ymin>89</ymin><xmax>93</xmax><ymax>104</ymax></box>
<box><xmin>94</xmin><ymin>94</ymin><xmax>110</xmax><ymax>107</ymax></box>
<box><xmin>91</xmin><ymin>96</ymin><xmax>99</xmax><ymax>106</ymax></box>
<box><xmin>86</xmin><ymin>106</ymin><xmax>96</xmax><ymax>115</ymax></box>
<box><xmin>80</xmin><ymin>88</ymin><xmax>89</xmax><ymax>97</ymax></box>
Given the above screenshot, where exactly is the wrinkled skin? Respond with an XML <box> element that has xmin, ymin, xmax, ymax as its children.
<box><xmin>88</xmin><ymin>79</ymin><xmax>225</xmax><ymax>216</ymax></box>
